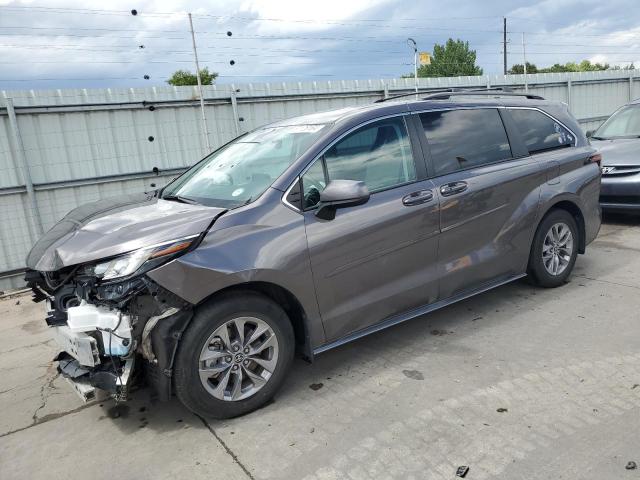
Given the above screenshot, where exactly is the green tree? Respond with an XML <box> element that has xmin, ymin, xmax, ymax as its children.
<box><xmin>415</xmin><ymin>39</ymin><xmax>483</xmax><ymax>77</ymax></box>
<box><xmin>508</xmin><ymin>62</ymin><xmax>538</xmax><ymax>74</ymax></box>
<box><xmin>509</xmin><ymin>60</ymin><xmax>612</xmax><ymax>74</ymax></box>
<box><xmin>167</xmin><ymin>67</ymin><xmax>218</xmax><ymax>86</ymax></box>
<box><xmin>611</xmin><ymin>62</ymin><xmax>635</xmax><ymax>70</ymax></box>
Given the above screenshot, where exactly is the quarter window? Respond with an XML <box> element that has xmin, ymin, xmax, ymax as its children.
<box><xmin>419</xmin><ymin>109</ymin><xmax>512</xmax><ymax>176</ymax></box>
<box><xmin>300</xmin><ymin>116</ymin><xmax>417</xmax><ymax>209</ymax></box>
<box><xmin>509</xmin><ymin>109</ymin><xmax>574</xmax><ymax>154</ymax></box>
<box><xmin>301</xmin><ymin>160</ymin><xmax>326</xmax><ymax>209</ymax></box>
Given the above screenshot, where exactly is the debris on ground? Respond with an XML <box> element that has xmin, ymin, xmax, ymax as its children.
<box><xmin>456</xmin><ymin>465</ymin><xmax>470</xmax><ymax>477</ymax></box>
<box><xmin>430</xmin><ymin>329</ymin><xmax>454</xmax><ymax>336</ymax></box>
<box><xmin>496</xmin><ymin>407</ymin><xmax>508</xmax><ymax>413</ymax></box>
<box><xmin>309</xmin><ymin>383</ymin><xmax>323</xmax><ymax>391</ymax></box>
<box><xmin>626</xmin><ymin>461</ymin><xmax>637</xmax><ymax>470</ymax></box>
<box><xmin>402</xmin><ymin>369</ymin><xmax>424</xmax><ymax>380</ymax></box>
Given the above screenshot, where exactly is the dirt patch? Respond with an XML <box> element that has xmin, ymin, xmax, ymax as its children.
<box><xmin>21</xmin><ymin>320</ymin><xmax>43</xmax><ymax>334</ymax></box>
<box><xmin>402</xmin><ymin>370</ymin><xmax>424</xmax><ymax>380</ymax></box>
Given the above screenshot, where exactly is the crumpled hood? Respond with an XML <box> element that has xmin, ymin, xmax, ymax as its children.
<box><xmin>590</xmin><ymin>138</ymin><xmax>640</xmax><ymax>166</ymax></box>
<box><xmin>26</xmin><ymin>192</ymin><xmax>226</xmax><ymax>271</ymax></box>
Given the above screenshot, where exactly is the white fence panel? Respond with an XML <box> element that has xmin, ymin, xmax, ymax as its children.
<box><xmin>1</xmin><ymin>70</ymin><xmax>639</xmax><ymax>290</ymax></box>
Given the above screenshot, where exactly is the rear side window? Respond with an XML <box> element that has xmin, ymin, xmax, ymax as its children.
<box><xmin>419</xmin><ymin>109</ymin><xmax>512</xmax><ymax>176</ymax></box>
<box><xmin>509</xmin><ymin>109</ymin><xmax>575</xmax><ymax>154</ymax></box>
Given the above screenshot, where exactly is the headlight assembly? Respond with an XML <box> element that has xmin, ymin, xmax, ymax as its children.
<box><xmin>89</xmin><ymin>236</ymin><xmax>197</xmax><ymax>281</ymax></box>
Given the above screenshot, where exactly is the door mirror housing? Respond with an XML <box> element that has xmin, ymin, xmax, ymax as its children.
<box><xmin>315</xmin><ymin>180</ymin><xmax>370</xmax><ymax>220</ymax></box>
<box><xmin>586</xmin><ymin>130</ymin><xmax>594</xmax><ymax>138</ymax></box>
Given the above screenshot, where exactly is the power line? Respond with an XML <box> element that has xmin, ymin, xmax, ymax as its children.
<box><xmin>0</xmin><ymin>5</ymin><xmax>500</xmax><ymax>22</ymax></box>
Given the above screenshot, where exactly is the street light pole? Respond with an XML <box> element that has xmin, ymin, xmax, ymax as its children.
<box><xmin>407</xmin><ymin>38</ymin><xmax>418</xmax><ymax>93</ymax></box>
<box><xmin>188</xmin><ymin>12</ymin><xmax>211</xmax><ymax>153</ymax></box>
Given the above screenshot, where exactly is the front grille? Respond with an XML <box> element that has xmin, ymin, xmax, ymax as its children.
<box><xmin>601</xmin><ymin>165</ymin><xmax>640</xmax><ymax>176</ymax></box>
<box><xmin>600</xmin><ymin>195</ymin><xmax>640</xmax><ymax>205</ymax></box>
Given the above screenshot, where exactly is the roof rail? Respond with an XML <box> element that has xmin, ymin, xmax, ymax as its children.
<box><xmin>375</xmin><ymin>87</ymin><xmax>544</xmax><ymax>103</ymax></box>
<box><xmin>374</xmin><ymin>88</ymin><xmax>455</xmax><ymax>103</ymax></box>
<box><xmin>424</xmin><ymin>89</ymin><xmax>545</xmax><ymax>100</ymax></box>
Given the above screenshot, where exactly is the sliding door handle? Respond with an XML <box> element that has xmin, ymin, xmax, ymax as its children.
<box><xmin>440</xmin><ymin>181</ymin><xmax>468</xmax><ymax>197</ymax></box>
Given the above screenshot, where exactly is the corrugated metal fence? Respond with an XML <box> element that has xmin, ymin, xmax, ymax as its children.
<box><xmin>1</xmin><ymin>70</ymin><xmax>639</xmax><ymax>290</ymax></box>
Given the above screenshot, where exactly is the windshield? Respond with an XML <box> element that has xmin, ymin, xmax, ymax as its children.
<box><xmin>162</xmin><ymin>124</ymin><xmax>328</xmax><ymax>207</ymax></box>
<box><xmin>594</xmin><ymin>106</ymin><xmax>640</xmax><ymax>139</ymax></box>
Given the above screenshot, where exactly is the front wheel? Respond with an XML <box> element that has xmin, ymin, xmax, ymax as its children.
<box><xmin>174</xmin><ymin>291</ymin><xmax>294</xmax><ymax>419</ymax></box>
<box><xmin>528</xmin><ymin>209</ymin><xmax>579</xmax><ymax>288</ymax></box>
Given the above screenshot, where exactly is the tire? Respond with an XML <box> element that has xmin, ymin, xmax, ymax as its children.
<box><xmin>174</xmin><ymin>291</ymin><xmax>294</xmax><ymax>419</ymax></box>
<box><xmin>527</xmin><ymin>209</ymin><xmax>579</xmax><ymax>288</ymax></box>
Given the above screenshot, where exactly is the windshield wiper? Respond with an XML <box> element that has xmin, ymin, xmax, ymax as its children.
<box><xmin>163</xmin><ymin>194</ymin><xmax>199</xmax><ymax>205</ymax></box>
<box><xmin>590</xmin><ymin>136</ymin><xmax>608</xmax><ymax>140</ymax></box>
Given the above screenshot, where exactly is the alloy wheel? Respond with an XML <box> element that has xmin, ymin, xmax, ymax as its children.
<box><xmin>542</xmin><ymin>222</ymin><xmax>574</xmax><ymax>276</ymax></box>
<box><xmin>198</xmin><ymin>316</ymin><xmax>279</xmax><ymax>401</ymax></box>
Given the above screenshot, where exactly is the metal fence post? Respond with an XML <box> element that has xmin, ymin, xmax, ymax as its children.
<box><xmin>230</xmin><ymin>90</ymin><xmax>241</xmax><ymax>136</ymax></box>
<box><xmin>567</xmin><ymin>79</ymin><xmax>572</xmax><ymax>111</ymax></box>
<box><xmin>630</xmin><ymin>74</ymin><xmax>634</xmax><ymax>102</ymax></box>
<box><xmin>5</xmin><ymin>98</ymin><xmax>44</xmax><ymax>236</ymax></box>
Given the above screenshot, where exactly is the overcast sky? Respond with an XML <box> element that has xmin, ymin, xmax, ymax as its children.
<box><xmin>0</xmin><ymin>0</ymin><xmax>639</xmax><ymax>91</ymax></box>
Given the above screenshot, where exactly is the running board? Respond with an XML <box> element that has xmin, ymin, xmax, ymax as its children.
<box><xmin>313</xmin><ymin>273</ymin><xmax>526</xmax><ymax>355</ymax></box>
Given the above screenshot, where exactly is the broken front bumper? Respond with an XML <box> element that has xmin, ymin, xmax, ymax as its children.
<box><xmin>52</xmin><ymin>325</ymin><xmax>100</xmax><ymax>367</ymax></box>
<box><xmin>51</xmin><ymin>302</ymin><xmax>136</xmax><ymax>403</ymax></box>
<box><xmin>27</xmin><ymin>269</ymin><xmax>194</xmax><ymax>404</ymax></box>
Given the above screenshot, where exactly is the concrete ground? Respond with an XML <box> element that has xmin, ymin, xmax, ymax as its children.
<box><xmin>1</xmin><ymin>214</ymin><xmax>639</xmax><ymax>480</ymax></box>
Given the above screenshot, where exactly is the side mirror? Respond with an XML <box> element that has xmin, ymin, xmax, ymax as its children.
<box><xmin>315</xmin><ymin>180</ymin><xmax>370</xmax><ymax>220</ymax></box>
<box><xmin>586</xmin><ymin>130</ymin><xmax>594</xmax><ymax>138</ymax></box>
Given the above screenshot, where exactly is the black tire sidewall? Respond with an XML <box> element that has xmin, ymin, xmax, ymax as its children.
<box><xmin>529</xmin><ymin>209</ymin><xmax>579</xmax><ymax>287</ymax></box>
<box><xmin>174</xmin><ymin>291</ymin><xmax>294</xmax><ymax>419</ymax></box>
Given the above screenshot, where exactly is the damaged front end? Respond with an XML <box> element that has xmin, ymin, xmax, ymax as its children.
<box><xmin>25</xmin><ymin>237</ymin><xmax>197</xmax><ymax>403</ymax></box>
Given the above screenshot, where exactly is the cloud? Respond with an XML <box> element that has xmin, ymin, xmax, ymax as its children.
<box><xmin>0</xmin><ymin>0</ymin><xmax>638</xmax><ymax>91</ymax></box>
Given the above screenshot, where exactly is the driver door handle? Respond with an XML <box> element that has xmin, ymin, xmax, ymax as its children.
<box><xmin>402</xmin><ymin>189</ymin><xmax>433</xmax><ymax>206</ymax></box>
<box><xmin>440</xmin><ymin>181</ymin><xmax>468</xmax><ymax>197</ymax></box>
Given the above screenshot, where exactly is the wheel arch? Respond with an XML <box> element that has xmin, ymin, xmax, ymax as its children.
<box><xmin>538</xmin><ymin>199</ymin><xmax>586</xmax><ymax>254</ymax></box>
<box><xmin>195</xmin><ymin>281</ymin><xmax>313</xmax><ymax>361</ymax></box>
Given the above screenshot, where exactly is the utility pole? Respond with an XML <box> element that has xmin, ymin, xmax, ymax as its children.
<box><xmin>407</xmin><ymin>38</ymin><xmax>418</xmax><ymax>93</ymax></box>
<box><xmin>522</xmin><ymin>32</ymin><xmax>528</xmax><ymax>92</ymax></box>
<box><xmin>188</xmin><ymin>13</ymin><xmax>211</xmax><ymax>153</ymax></box>
<box><xmin>503</xmin><ymin>17</ymin><xmax>507</xmax><ymax>75</ymax></box>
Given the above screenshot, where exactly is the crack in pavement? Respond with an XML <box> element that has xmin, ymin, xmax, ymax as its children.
<box><xmin>32</xmin><ymin>370</ymin><xmax>60</xmax><ymax>423</ymax></box>
<box><xmin>574</xmin><ymin>274</ymin><xmax>640</xmax><ymax>291</ymax></box>
<box><xmin>0</xmin><ymin>339</ymin><xmax>54</xmax><ymax>356</ymax></box>
<box><xmin>0</xmin><ymin>401</ymin><xmax>98</xmax><ymax>439</ymax></box>
<box><xmin>195</xmin><ymin>413</ymin><xmax>256</xmax><ymax>480</ymax></box>
<box><xmin>594</xmin><ymin>240</ymin><xmax>640</xmax><ymax>254</ymax></box>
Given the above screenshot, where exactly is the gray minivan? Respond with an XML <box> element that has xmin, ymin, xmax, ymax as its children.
<box><xmin>25</xmin><ymin>90</ymin><xmax>602</xmax><ymax>418</ymax></box>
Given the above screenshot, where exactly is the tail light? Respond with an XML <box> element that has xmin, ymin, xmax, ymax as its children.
<box><xmin>588</xmin><ymin>153</ymin><xmax>602</xmax><ymax>167</ymax></box>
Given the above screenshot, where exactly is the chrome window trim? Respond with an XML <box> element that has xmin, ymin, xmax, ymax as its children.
<box><xmin>410</xmin><ymin>105</ymin><xmax>577</xmax><ymax>147</ymax></box>
<box><xmin>282</xmin><ymin>178</ymin><xmax>302</xmax><ymax>212</ymax></box>
<box><xmin>504</xmin><ymin>106</ymin><xmax>578</xmax><ymax>148</ymax></box>
<box><xmin>281</xmin><ymin>112</ymin><xmax>415</xmax><ymax>212</ymax></box>
<box><xmin>281</xmin><ymin>105</ymin><xmax>578</xmax><ymax>211</ymax></box>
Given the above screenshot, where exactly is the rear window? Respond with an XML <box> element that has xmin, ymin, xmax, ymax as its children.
<box><xmin>419</xmin><ymin>109</ymin><xmax>512</xmax><ymax>176</ymax></box>
<box><xmin>509</xmin><ymin>109</ymin><xmax>575</xmax><ymax>154</ymax></box>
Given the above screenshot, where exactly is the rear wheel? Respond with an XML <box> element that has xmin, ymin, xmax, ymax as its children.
<box><xmin>174</xmin><ymin>291</ymin><xmax>294</xmax><ymax>419</ymax></box>
<box><xmin>528</xmin><ymin>209</ymin><xmax>579</xmax><ymax>288</ymax></box>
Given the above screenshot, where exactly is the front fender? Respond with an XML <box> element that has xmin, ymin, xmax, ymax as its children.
<box><xmin>146</xmin><ymin>196</ymin><xmax>326</xmax><ymax>350</ymax></box>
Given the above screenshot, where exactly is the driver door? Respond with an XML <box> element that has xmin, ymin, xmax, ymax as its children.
<box><xmin>301</xmin><ymin>116</ymin><xmax>441</xmax><ymax>342</ymax></box>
